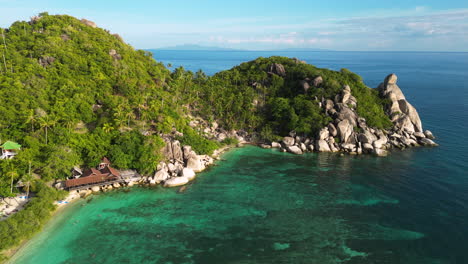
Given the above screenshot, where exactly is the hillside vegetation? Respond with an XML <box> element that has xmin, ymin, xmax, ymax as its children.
<box><xmin>0</xmin><ymin>13</ymin><xmax>393</xmax><ymax>257</ymax></box>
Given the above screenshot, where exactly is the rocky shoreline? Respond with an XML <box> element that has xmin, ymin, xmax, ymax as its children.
<box><xmin>59</xmin><ymin>141</ymin><xmax>242</xmax><ymax>202</ymax></box>
<box><xmin>58</xmin><ymin>74</ymin><xmax>438</xmax><ymax>202</ymax></box>
<box><xmin>262</xmin><ymin>74</ymin><xmax>437</xmax><ymax>157</ymax></box>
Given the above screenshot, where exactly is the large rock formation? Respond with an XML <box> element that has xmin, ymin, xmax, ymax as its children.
<box><xmin>277</xmin><ymin>73</ymin><xmax>436</xmax><ymax>156</ymax></box>
<box><xmin>186</xmin><ymin>156</ymin><xmax>205</xmax><ymax>172</ymax></box>
<box><xmin>164</xmin><ymin>177</ymin><xmax>189</xmax><ymax>187</ymax></box>
<box><xmin>268</xmin><ymin>63</ymin><xmax>286</xmax><ymax>77</ymax></box>
<box><xmin>80</xmin><ymin>18</ymin><xmax>97</xmax><ymax>28</ymax></box>
<box><xmin>378</xmin><ymin>74</ymin><xmax>423</xmax><ymax>133</ymax></box>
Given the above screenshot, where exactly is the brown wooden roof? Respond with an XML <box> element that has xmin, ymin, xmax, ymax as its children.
<box><xmin>101</xmin><ymin>157</ymin><xmax>111</xmax><ymax>165</ymax></box>
<box><xmin>66</xmin><ymin>165</ymin><xmax>120</xmax><ymax>188</ymax></box>
<box><xmin>100</xmin><ymin>166</ymin><xmax>120</xmax><ymax>177</ymax></box>
<box><xmin>65</xmin><ymin>173</ymin><xmax>117</xmax><ymax>188</ymax></box>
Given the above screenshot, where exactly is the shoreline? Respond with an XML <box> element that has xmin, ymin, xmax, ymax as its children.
<box><xmin>3</xmin><ymin>138</ymin><xmax>435</xmax><ymax>262</ymax></box>
<box><xmin>3</xmin><ymin>143</ymin><xmax>239</xmax><ymax>263</ymax></box>
<box><xmin>3</xmin><ymin>192</ymin><xmax>82</xmax><ymax>261</ymax></box>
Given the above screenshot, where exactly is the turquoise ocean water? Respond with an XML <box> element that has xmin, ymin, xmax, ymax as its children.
<box><xmin>10</xmin><ymin>51</ymin><xmax>468</xmax><ymax>264</ymax></box>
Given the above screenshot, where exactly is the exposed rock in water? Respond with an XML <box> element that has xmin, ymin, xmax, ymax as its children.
<box><xmin>186</xmin><ymin>156</ymin><xmax>205</xmax><ymax>172</ymax></box>
<box><xmin>374</xmin><ymin>148</ymin><xmax>388</xmax><ymax>157</ymax></box>
<box><xmin>164</xmin><ymin>177</ymin><xmax>189</xmax><ymax>187</ymax></box>
<box><xmin>316</xmin><ymin>139</ymin><xmax>331</xmax><ymax>152</ymax></box>
<box><xmin>260</xmin><ymin>144</ymin><xmax>272</xmax><ymax>149</ymax></box>
<box><xmin>424</xmin><ymin>130</ymin><xmax>435</xmax><ymax>139</ymax></box>
<box><xmin>282</xmin><ymin>136</ymin><xmax>295</xmax><ymax>146</ymax></box>
<box><xmin>379</xmin><ymin>74</ymin><xmax>423</xmax><ymax>133</ymax></box>
<box><xmin>419</xmin><ymin>138</ymin><xmax>439</xmax><ymax>147</ymax></box>
<box><xmin>286</xmin><ymin>145</ymin><xmax>303</xmax><ymax>155</ymax></box>
<box><xmin>181</xmin><ymin>168</ymin><xmax>196</xmax><ymax>181</ymax></box>
<box><xmin>337</xmin><ymin>119</ymin><xmax>353</xmax><ymax>143</ymax></box>
<box><xmin>154</xmin><ymin>169</ymin><xmax>170</xmax><ymax>183</ymax></box>
<box><xmin>271</xmin><ymin>142</ymin><xmax>281</xmax><ymax>148</ymax></box>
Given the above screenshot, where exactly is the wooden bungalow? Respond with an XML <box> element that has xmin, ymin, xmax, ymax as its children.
<box><xmin>65</xmin><ymin>158</ymin><xmax>121</xmax><ymax>190</ymax></box>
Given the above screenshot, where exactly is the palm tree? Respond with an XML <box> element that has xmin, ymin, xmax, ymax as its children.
<box><xmin>61</xmin><ymin>115</ymin><xmax>75</xmax><ymax>131</ymax></box>
<box><xmin>113</xmin><ymin>107</ymin><xmax>126</xmax><ymax>129</ymax></box>
<box><xmin>39</xmin><ymin>115</ymin><xmax>57</xmax><ymax>145</ymax></box>
<box><xmin>6</xmin><ymin>170</ymin><xmax>18</xmax><ymax>195</ymax></box>
<box><xmin>25</xmin><ymin>109</ymin><xmax>36</xmax><ymax>132</ymax></box>
<box><xmin>103</xmin><ymin>123</ymin><xmax>114</xmax><ymax>133</ymax></box>
<box><xmin>21</xmin><ymin>162</ymin><xmax>34</xmax><ymax>198</ymax></box>
<box><xmin>126</xmin><ymin>111</ymin><xmax>135</xmax><ymax>127</ymax></box>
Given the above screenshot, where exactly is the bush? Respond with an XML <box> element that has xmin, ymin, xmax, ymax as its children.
<box><xmin>221</xmin><ymin>137</ymin><xmax>239</xmax><ymax>146</ymax></box>
<box><xmin>177</xmin><ymin>127</ymin><xmax>220</xmax><ymax>155</ymax></box>
<box><xmin>0</xmin><ymin>181</ymin><xmax>66</xmax><ymax>256</ymax></box>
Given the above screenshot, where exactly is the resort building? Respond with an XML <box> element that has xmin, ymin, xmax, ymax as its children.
<box><xmin>64</xmin><ymin>157</ymin><xmax>121</xmax><ymax>190</ymax></box>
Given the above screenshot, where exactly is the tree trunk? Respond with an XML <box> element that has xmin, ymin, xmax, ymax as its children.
<box><xmin>10</xmin><ymin>174</ymin><xmax>14</xmax><ymax>194</ymax></box>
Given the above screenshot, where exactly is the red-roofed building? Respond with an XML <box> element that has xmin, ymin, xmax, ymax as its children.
<box><xmin>65</xmin><ymin>158</ymin><xmax>121</xmax><ymax>190</ymax></box>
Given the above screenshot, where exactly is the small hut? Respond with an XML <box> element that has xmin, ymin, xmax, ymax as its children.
<box><xmin>1</xmin><ymin>141</ymin><xmax>21</xmax><ymax>160</ymax></box>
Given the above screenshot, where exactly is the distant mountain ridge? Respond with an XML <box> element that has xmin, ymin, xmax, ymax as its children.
<box><xmin>153</xmin><ymin>45</ymin><xmax>332</xmax><ymax>52</ymax></box>
<box><xmin>275</xmin><ymin>48</ymin><xmax>332</xmax><ymax>52</ymax></box>
<box><xmin>154</xmin><ymin>44</ymin><xmax>244</xmax><ymax>51</ymax></box>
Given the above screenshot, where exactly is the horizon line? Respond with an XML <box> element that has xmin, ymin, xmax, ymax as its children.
<box><xmin>145</xmin><ymin>48</ymin><xmax>468</xmax><ymax>53</ymax></box>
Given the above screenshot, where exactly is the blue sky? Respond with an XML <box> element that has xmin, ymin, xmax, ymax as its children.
<box><xmin>1</xmin><ymin>0</ymin><xmax>468</xmax><ymax>51</ymax></box>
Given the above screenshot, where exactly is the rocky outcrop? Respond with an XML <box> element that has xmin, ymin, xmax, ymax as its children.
<box><xmin>164</xmin><ymin>177</ymin><xmax>189</xmax><ymax>187</ymax></box>
<box><xmin>312</xmin><ymin>76</ymin><xmax>323</xmax><ymax>87</ymax></box>
<box><xmin>337</xmin><ymin>119</ymin><xmax>353</xmax><ymax>143</ymax></box>
<box><xmin>171</xmin><ymin>140</ymin><xmax>183</xmax><ymax>162</ymax></box>
<box><xmin>316</xmin><ymin>139</ymin><xmax>331</xmax><ymax>152</ymax></box>
<box><xmin>154</xmin><ymin>169</ymin><xmax>170</xmax><ymax>183</ymax></box>
<box><xmin>282</xmin><ymin>136</ymin><xmax>295</xmax><ymax>146</ymax></box>
<box><xmin>276</xmin><ymin>73</ymin><xmax>436</xmax><ymax>156</ymax></box>
<box><xmin>109</xmin><ymin>49</ymin><xmax>122</xmax><ymax>60</ymax></box>
<box><xmin>286</xmin><ymin>145</ymin><xmax>303</xmax><ymax>155</ymax></box>
<box><xmin>181</xmin><ymin>168</ymin><xmax>196</xmax><ymax>180</ymax></box>
<box><xmin>300</xmin><ymin>80</ymin><xmax>310</xmax><ymax>93</ymax></box>
<box><xmin>186</xmin><ymin>156</ymin><xmax>205</xmax><ymax>172</ymax></box>
<box><xmin>38</xmin><ymin>56</ymin><xmax>55</xmax><ymax>67</ymax></box>
<box><xmin>268</xmin><ymin>63</ymin><xmax>286</xmax><ymax>77</ymax></box>
<box><xmin>379</xmin><ymin>74</ymin><xmax>422</xmax><ymax>133</ymax></box>
<box><xmin>81</xmin><ymin>18</ymin><xmax>97</xmax><ymax>28</ymax></box>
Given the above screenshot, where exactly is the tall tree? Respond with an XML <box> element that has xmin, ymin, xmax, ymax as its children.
<box><xmin>39</xmin><ymin>115</ymin><xmax>57</xmax><ymax>145</ymax></box>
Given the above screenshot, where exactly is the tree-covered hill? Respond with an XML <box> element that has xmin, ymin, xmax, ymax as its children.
<box><xmin>0</xmin><ymin>13</ymin><xmax>198</xmax><ymax>190</ymax></box>
<box><xmin>0</xmin><ymin>13</ymin><xmax>396</xmax><ymax>193</ymax></box>
<box><xmin>0</xmin><ymin>13</ymin><xmax>434</xmax><ymax>258</ymax></box>
<box><xmin>182</xmin><ymin>56</ymin><xmax>392</xmax><ymax>140</ymax></box>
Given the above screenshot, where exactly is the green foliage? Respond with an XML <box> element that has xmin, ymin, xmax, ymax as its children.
<box><xmin>0</xmin><ymin>14</ymin><xmax>183</xmax><ymax>196</ymax></box>
<box><xmin>177</xmin><ymin>127</ymin><xmax>220</xmax><ymax>155</ymax></box>
<box><xmin>0</xmin><ymin>14</ymin><xmax>396</xmax><ymax>256</ymax></box>
<box><xmin>0</xmin><ymin>181</ymin><xmax>66</xmax><ymax>256</ymax></box>
<box><xmin>180</xmin><ymin>56</ymin><xmax>387</xmax><ymax>140</ymax></box>
<box><xmin>221</xmin><ymin>137</ymin><xmax>239</xmax><ymax>146</ymax></box>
